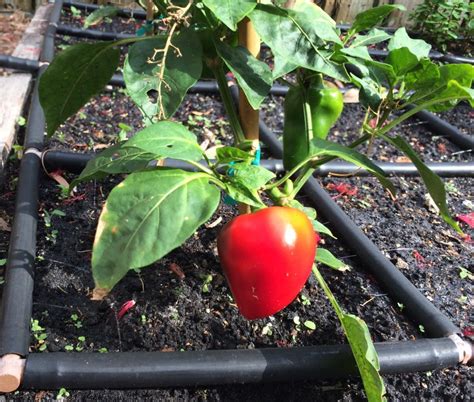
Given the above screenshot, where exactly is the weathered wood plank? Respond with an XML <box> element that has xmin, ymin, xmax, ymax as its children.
<box><xmin>0</xmin><ymin>4</ymin><xmax>52</xmax><ymax>173</ymax></box>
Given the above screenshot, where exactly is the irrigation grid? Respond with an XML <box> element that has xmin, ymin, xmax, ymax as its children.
<box><xmin>0</xmin><ymin>0</ymin><xmax>472</xmax><ymax>392</ymax></box>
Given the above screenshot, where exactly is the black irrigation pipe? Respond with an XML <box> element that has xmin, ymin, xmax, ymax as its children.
<box><xmin>57</xmin><ymin>24</ymin><xmax>136</xmax><ymax>41</ymax></box>
<box><xmin>21</xmin><ymin>338</ymin><xmax>461</xmax><ymax>389</ymax></box>
<box><xmin>42</xmin><ymin>150</ymin><xmax>474</xmax><ymax>178</ymax></box>
<box><xmin>409</xmin><ymin>107</ymin><xmax>474</xmax><ymax>151</ymax></box>
<box><xmin>0</xmin><ymin>55</ymin><xmax>41</xmax><ymax>73</ymax></box>
<box><xmin>0</xmin><ymin>0</ymin><xmax>471</xmax><ymax>392</ymax></box>
<box><xmin>0</xmin><ymin>0</ymin><xmax>64</xmax><ymax>359</ymax></box>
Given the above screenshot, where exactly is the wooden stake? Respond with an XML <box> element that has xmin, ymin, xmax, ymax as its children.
<box><xmin>237</xmin><ymin>18</ymin><xmax>260</xmax><ymax>145</ymax></box>
<box><xmin>237</xmin><ymin>18</ymin><xmax>260</xmax><ymax>214</ymax></box>
<box><xmin>0</xmin><ymin>354</ymin><xmax>25</xmax><ymax>393</ymax></box>
<box><xmin>146</xmin><ymin>0</ymin><xmax>154</xmax><ymax>36</ymax></box>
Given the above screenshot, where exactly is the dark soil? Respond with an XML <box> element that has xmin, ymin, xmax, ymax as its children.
<box><xmin>0</xmin><ymin>9</ymin><xmax>472</xmax><ymax>402</ymax></box>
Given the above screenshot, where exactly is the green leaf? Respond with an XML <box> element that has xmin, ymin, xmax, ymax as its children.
<box><xmin>423</xmin><ymin>64</ymin><xmax>474</xmax><ymax>111</ymax></box>
<box><xmin>316</xmin><ymin>248</ymin><xmax>349</xmax><ymax>271</ymax></box>
<box><xmin>388</xmin><ymin>28</ymin><xmax>431</xmax><ymax>60</ymax></box>
<box><xmin>83</xmin><ymin>6</ymin><xmax>119</xmax><ymax>28</ymax></box>
<box><xmin>404</xmin><ymin>59</ymin><xmax>440</xmax><ymax>92</ymax></box>
<box><xmin>224</xmin><ymin>182</ymin><xmax>264</xmax><ymax>208</ymax></box>
<box><xmin>287</xmin><ymin>199</ymin><xmax>317</xmax><ymax>220</ymax></box>
<box><xmin>232</xmin><ymin>163</ymin><xmax>275</xmax><ymax>190</ymax></box>
<box><xmin>312</xmin><ymin>266</ymin><xmax>386</xmax><ymax>402</ymax></box>
<box><xmin>350</xmin><ymin>4</ymin><xmax>405</xmax><ymax>34</ymax></box>
<box><xmin>39</xmin><ymin>42</ymin><xmax>120</xmax><ymax>136</ymax></box>
<box><xmin>341</xmin><ymin>46</ymin><xmax>372</xmax><ymax>61</ymax></box>
<box><xmin>202</xmin><ymin>0</ymin><xmax>257</xmax><ymax>31</ymax></box>
<box><xmin>123</xmin><ymin>121</ymin><xmax>204</xmax><ymax>162</ymax></box>
<box><xmin>347</xmin><ymin>57</ymin><xmax>396</xmax><ymax>86</ymax></box>
<box><xmin>71</xmin><ymin>145</ymin><xmax>156</xmax><ymax>189</ymax></box>
<box><xmin>312</xmin><ymin>219</ymin><xmax>336</xmax><ymax>239</ymax></box>
<box><xmin>291</xmin><ymin>1</ymin><xmax>341</xmax><ymax>43</ymax></box>
<box><xmin>311</xmin><ymin>138</ymin><xmax>395</xmax><ymax>196</ymax></box>
<box><xmin>341</xmin><ymin>314</ymin><xmax>385</xmax><ymax>402</ymax></box>
<box><xmin>216</xmin><ymin>146</ymin><xmax>254</xmax><ymax>163</ymax></box>
<box><xmin>92</xmin><ymin>169</ymin><xmax>220</xmax><ymax>291</ymax></box>
<box><xmin>350</xmin><ymin>74</ymin><xmax>382</xmax><ymax>110</ymax></box>
<box><xmin>215</xmin><ymin>42</ymin><xmax>272</xmax><ymax>109</ymax></box>
<box><xmin>249</xmin><ymin>4</ymin><xmax>348</xmax><ymax>82</ymax></box>
<box><xmin>123</xmin><ymin>29</ymin><xmax>202</xmax><ymax>120</ymax></box>
<box><xmin>386</xmin><ymin>47</ymin><xmax>420</xmax><ymax>76</ymax></box>
<box><xmin>382</xmin><ymin>135</ymin><xmax>461</xmax><ymax>233</ymax></box>
<box><xmin>272</xmin><ymin>54</ymin><xmax>297</xmax><ymax>79</ymax></box>
<box><xmin>351</xmin><ymin>28</ymin><xmax>391</xmax><ymax>47</ymax></box>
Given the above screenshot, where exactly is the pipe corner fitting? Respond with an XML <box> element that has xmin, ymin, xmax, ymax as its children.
<box><xmin>0</xmin><ymin>354</ymin><xmax>26</xmax><ymax>392</ymax></box>
<box><xmin>449</xmin><ymin>334</ymin><xmax>473</xmax><ymax>365</ymax></box>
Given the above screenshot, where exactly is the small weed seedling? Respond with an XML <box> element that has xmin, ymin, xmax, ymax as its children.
<box><xmin>31</xmin><ymin>319</ymin><xmax>48</xmax><ymax>352</ymax></box>
<box><xmin>56</xmin><ymin>388</ymin><xmax>70</xmax><ymax>400</ymax></box>
<box><xmin>43</xmin><ymin>209</ymin><xmax>66</xmax><ymax>244</ymax></box>
<box><xmin>70</xmin><ymin>313</ymin><xmax>83</xmax><ymax>329</ymax></box>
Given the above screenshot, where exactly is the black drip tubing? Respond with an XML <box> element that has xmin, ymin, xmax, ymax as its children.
<box><xmin>42</xmin><ymin>151</ymin><xmax>474</xmax><ymax>177</ymax></box>
<box><xmin>0</xmin><ymin>55</ymin><xmax>40</xmax><ymax>73</ymax></box>
<box><xmin>0</xmin><ymin>0</ymin><xmax>64</xmax><ymax>357</ymax></box>
<box><xmin>57</xmin><ymin>24</ymin><xmax>136</xmax><ymax>41</ymax></box>
<box><xmin>411</xmin><ymin>108</ymin><xmax>474</xmax><ymax>151</ymax></box>
<box><xmin>21</xmin><ymin>338</ymin><xmax>460</xmax><ymax>389</ymax></box>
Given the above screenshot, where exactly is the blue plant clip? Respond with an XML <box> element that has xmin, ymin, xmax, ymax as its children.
<box><xmin>227</xmin><ymin>161</ymin><xmax>236</xmax><ymax>177</ymax></box>
<box><xmin>223</xmin><ymin>194</ymin><xmax>238</xmax><ymax>206</ymax></box>
<box><xmin>136</xmin><ymin>20</ymin><xmax>154</xmax><ymax>36</ymax></box>
<box><xmin>251</xmin><ymin>144</ymin><xmax>261</xmax><ymax>166</ymax></box>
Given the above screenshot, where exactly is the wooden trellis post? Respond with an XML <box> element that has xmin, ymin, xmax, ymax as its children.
<box><xmin>237</xmin><ymin>18</ymin><xmax>260</xmax><ymax>214</ymax></box>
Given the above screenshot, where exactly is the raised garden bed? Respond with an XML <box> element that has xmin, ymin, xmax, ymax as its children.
<box><xmin>0</xmin><ymin>1</ymin><xmax>472</xmax><ymax>400</ymax></box>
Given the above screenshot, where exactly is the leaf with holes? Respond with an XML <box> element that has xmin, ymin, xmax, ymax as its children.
<box><xmin>39</xmin><ymin>42</ymin><xmax>120</xmax><ymax>136</ymax></box>
<box><xmin>123</xmin><ymin>29</ymin><xmax>202</xmax><ymax>121</ymax></box>
<box><xmin>92</xmin><ymin>169</ymin><xmax>220</xmax><ymax>294</ymax></box>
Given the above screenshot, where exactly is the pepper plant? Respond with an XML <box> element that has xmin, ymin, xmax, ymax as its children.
<box><xmin>39</xmin><ymin>1</ymin><xmax>473</xmax><ymax>400</ymax></box>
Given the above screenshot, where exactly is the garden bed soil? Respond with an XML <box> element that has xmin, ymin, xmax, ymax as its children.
<box><xmin>0</xmin><ymin>8</ymin><xmax>472</xmax><ymax>401</ymax></box>
<box><xmin>1</xmin><ymin>84</ymin><xmax>472</xmax><ymax>402</ymax></box>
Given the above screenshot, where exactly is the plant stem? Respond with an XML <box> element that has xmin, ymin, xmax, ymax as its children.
<box><xmin>212</xmin><ymin>64</ymin><xmax>246</xmax><ymax>145</ymax></box>
<box><xmin>290</xmin><ymin>165</ymin><xmax>315</xmax><ymax>197</ymax></box>
<box><xmin>378</xmin><ymin>95</ymin><xmax>471</xmax><ymax>137</ymax></box>
<box><xmin>185</xmin><ymin>159</ymin><xmax>214</xmax><ymax>176</ymax></box>
<box><xmin>264</xmin><ymin>133</ymin><xmax>371</xmax><ymax>192</ymax></box>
